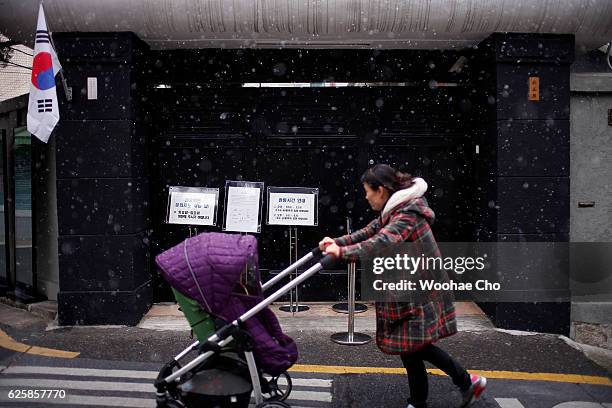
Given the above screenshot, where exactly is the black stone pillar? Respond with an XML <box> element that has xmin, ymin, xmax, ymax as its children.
<box><xmin>53</xmin><ymin>33</ymin><xmax>152</xmax><ymax>325</ymax></box>
<box><xmin>475</xmin><ymin>33</ymin><xmax>574</xmax><ymax>335</ymax></box>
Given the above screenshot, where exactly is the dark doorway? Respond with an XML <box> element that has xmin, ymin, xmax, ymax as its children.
<box><xmin>147</xmin><ymin>50</ymin><xmax>476</xmax><ymax>302</ymax></box>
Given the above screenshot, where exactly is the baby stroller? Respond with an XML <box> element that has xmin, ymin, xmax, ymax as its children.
<box><xmin>154</xmin><ymin>232</ymin><xmax>333</xmax><ymax>408</ymax></box>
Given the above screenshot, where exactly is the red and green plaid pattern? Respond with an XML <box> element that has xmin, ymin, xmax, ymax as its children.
<box><xmin>334</xmin><ymin>197</ymin><xmax>458</xmax><ymax>354</ymax></box>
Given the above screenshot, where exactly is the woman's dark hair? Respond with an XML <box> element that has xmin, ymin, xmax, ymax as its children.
<box><xmin>360</xmin><ymin>164</ymin><xmax>414</xmax><ymax>194</ymax></box>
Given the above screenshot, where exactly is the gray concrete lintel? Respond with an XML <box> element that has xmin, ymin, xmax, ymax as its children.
<box><xmin>571</xmin><ymin>301</ymin><xmax>612</xmax><ymax>324</ymax></box>
<box><xmin>571</xmin><ymin>73</ymin><xmax>612</xmax><ymax>93</ymax></box>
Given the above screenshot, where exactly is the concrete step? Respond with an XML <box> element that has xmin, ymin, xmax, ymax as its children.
<box><xmin>139</xmin><ymin>301</ymin><xmax>495</xmax><ymax>333</ymax></box>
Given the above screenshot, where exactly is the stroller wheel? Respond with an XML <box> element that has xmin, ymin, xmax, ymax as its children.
<box><xmin>255</xmin><ymin>401</ymin><xmax>291</xmax><ymax>408</ymax></box>
<box><xmin>264</xmin><ymin>372</ymin><xmax>292</xmax><ymax>402</ymax></box>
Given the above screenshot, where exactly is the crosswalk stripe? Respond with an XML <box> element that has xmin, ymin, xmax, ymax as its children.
<box><xmin>1</xmin><ymin>366</ymin><xmax>332</xmax><ymax>388</ymax></box>
<box><xmin>250</xmin><ymin>406</ymin><xmax>325</xmax><ymax>408</ymax></box>
<box><xmin>0</xmin><ymin>393</ymin><xmax>154</xmax><ymax>407</ymax></box>
<box><xmin>249</xmin><ymin>405</ymin><xmax>323</xmax><ymax>408</ymax></box>
<box><xmin>0</xmin><ymin>390</ymin><xmax>331</xmax><ymax>406</ymax></box>
<box><xmin>248</xmin><ymin>391</ymin><xmax>332</xmax><ymax>404</ymax></box>
<box><xmin>0</xmin><ymin>378</ymin><xmax>153</xmax><ymax>392</ymax></box>
<box><xmin>0</xmin><ymin>388</ymin><xmax>332</xmax><ymax>407</ymax></box>
<box><xmin>286</xmin><ymin>406</ymin><xmax>323</xmax><ymax>408</ymax></box>
<box><xmin>495</xmin><ymin>398</ymin><xmax>525</xmax><ymax>408</ymax></box>
<box><xmin>278</xmin><ymin>390</ymin><xmax>332</xmax><ymax>403</ymax></box>
<box><xmin>1</xmin><ymin>366</ymin><xmax>158</xmax><ymax>380</ymax></box>
<box><xmin>0</xmin><ymin>378</ymin><xmax>332</xmax><ymax>400</ymax></box>
<box><xmin>268</xmin><ymin>376</ymin><xmax>332</xmax><ymax>388</ymax></box>
<box><xmin>0</xmin><ymin>365</ymin><xmax>333</xmax><ymax>407</ymax></box>
<box><xmin>0</xmin><ymin>376</ymin><xmax>332</xmax><ymax>404</ymax></box>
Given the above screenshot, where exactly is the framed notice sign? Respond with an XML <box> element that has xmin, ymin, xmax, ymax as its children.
<box><xmin>166</xmin><ymin>186</ymin><xmax>219</xmax><ymax>226</ymax></box>
<box><xmin>267</xmin><ymin>187</ymin><xmax>318</xmax><ymax>226</ymax></box>
<box><xmin>223</xmin><ymin>180</ymin><xmax>264</xmax><ymax>233</ymax></box>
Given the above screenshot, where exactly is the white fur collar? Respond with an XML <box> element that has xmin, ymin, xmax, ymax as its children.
<box><xmin>381</xmin><ymin>177</ymin><xmax>428</xmax><ymax>218</ymax></box>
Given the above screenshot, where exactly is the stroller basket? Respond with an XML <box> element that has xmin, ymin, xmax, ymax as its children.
<box><xmin>154</xmin><ymin>232</ymin><xmax>334</xmax><ymax>408</ymax></box>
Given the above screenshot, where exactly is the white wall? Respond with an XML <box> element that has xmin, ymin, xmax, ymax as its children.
<box><xmin>569</xmin><ymin>63</ymin><xmax>612</xmax><ymax>349</ymax></box>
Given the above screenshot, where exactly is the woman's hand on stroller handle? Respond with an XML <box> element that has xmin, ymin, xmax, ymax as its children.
<box><xmin>323</xmin><ymin>242</ymin><xmax>340</xmax><ymax>258</ymax></box>
<box><xmin>319</xmin><ymin>237</ymin><xmax>335</xmax><ymax>250</ymax></box>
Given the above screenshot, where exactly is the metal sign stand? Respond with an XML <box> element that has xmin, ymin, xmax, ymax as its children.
<box><xmin>330</xmin><ymin>218</ymin><xmax>372</xmax><ymax>345</ymax></box>
<box><xmin>279</xmin><ymin>227</ymin><xmax>310</xmax><ymax>314</ymax></box>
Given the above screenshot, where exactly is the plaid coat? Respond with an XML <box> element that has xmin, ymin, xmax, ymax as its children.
<box><xmin>335</xmin><ymin>197</ymin><xmax>457</xmax><ymax>354</ymax></box>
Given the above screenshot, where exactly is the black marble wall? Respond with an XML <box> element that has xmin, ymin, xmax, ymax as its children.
<box><xmin>475</xmin><ymin>33</ymin><xmax>574</xmax><ymax>335</ymax></box>
<box><xmin>53</xmin><ymin>32</ymin><xmax>152</xmax><ymax>325</ymax></box>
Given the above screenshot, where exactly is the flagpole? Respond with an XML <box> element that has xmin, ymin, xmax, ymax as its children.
<box><xmin>41</xmin><ymin>1</ymin><xmax>72</xmax><ymax>101</ymax></box>
<box><xmin>54</xmin><ymin>53</ymin><xmax>72</xmax><ymax>101</ymax></box>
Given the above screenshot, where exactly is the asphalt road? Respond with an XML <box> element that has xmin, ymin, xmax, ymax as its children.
<box><xmin>0</xmin><ymin>304</ymin><xmax>610</xmax><ymax>408</ymax></box>
<box><xmin>0</xmin><ymin>352</ymin><xmax>610</xmax><ymax>408</ymax></box>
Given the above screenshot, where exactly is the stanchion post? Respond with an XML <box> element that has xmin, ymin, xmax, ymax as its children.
<box><xmin>331</xmin><ymin>218</ymin><xmax>372</xmax><ymax>345</ymax></box>
<box><xmin>332</xmin><ymin>218</ymin><xmax>368</xmax><ymax>314</ymax></box>
<box><xmin>347</xmin><ymin>261</ymin><xmax>356</xmax><ymax>341</ymax></box>
<box><xmin>293</xmin><ymin>227</ymin><xmax>298</xmax><ymax>316</ymax></box>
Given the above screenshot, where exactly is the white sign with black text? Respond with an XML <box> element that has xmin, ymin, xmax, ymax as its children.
<box><xmin>167</xmin><ymin>188</ymin><xmax>218</xmax><ymax>226</ymax></box>
<box><xmin>268</xmin><ymin>192</ymin><xmax>316</xmax><ymax>226</ymax></box>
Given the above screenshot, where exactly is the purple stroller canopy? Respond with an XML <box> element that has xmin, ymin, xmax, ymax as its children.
<box><xmin>155</xmin><ymin>232</ymin><xmax>298</xmax><ymax>376</ymax></box>
<box><xmin>155</xmin><ymin>232</ymin><xmax>259</xmax><ymax>317</ymax></box>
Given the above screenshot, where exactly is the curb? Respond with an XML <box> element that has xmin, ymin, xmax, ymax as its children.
<box><xmin>559</xmin><ymin>335</ymin><xmax>612</xmax><ymax>373</ymax></box>
<box><xmin>0</xmin><ymin>297</ymin><xmax>57</xmax><ymax>322</ymax></box>
<box><xmin>27</xmin><ymin>301</ymin><xmax>58</xmax><ymax>321</ymax></box>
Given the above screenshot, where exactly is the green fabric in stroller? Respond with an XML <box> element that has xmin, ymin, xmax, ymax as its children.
<box><xmin>171</xmin><ymin>287</ymin><xmax>291</xmax><ymax>405</ymax></box>
<box><xmin>172</xmin><ymin>287</ymin><xmax>216</xmax><ymax>342</ymax></box>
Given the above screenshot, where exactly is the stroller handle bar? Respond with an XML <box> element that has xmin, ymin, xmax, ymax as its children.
<box><xmin>261</xmin><ymin>246</ymin><xmax>323</xmax><ymax>291</ymax></box>
<box><xmin>161</xmin><ymin>253</ymin><xmax>336</xmax><ymax>386</ymax></box>
<box><xmin>240</xmin><ymin>253</ymin><xmax>332</xmax><ymax>323</ymax></box>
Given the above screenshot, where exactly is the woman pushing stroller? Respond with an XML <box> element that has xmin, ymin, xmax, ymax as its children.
<box><xmin>320</xmin><ymin>164</ymin><xmax>486</xmax><ymax>408</ymax></box>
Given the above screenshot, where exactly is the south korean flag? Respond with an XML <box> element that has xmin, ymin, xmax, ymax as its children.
<box><xmin>27</xmin><ymin>3</ymin><xmax>62</xmax><ymax>143</ymax></box>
